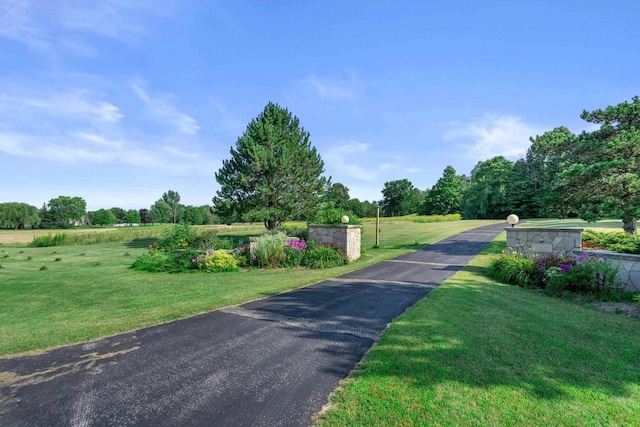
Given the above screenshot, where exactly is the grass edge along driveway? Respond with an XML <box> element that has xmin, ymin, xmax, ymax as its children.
<box><xmin>317</xmin><ymin>233</ymin><xmax>640</xmax><ymax>427</ymax></box>
<box><xmin>0</xmin><ymin>220</ymin><xmax>498</xmax><ymax>357</ymax></box>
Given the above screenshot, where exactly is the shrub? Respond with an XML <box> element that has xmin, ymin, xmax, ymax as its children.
<box><xmin>303</xmin><ymin>243</ymin><xmax>347</xmax><ymax>269</ymax></box>
<box><xmin>310</xmin><ymin>202</ymin><xmax>361</xmax><ymax>225</ymax></box>
<box><xmin>133</xmin><ymin>223</ymin><xmax>201</xmax><ymax>273</ymax></box>
<box><xmin>232</xmin><ymin>245</ymin><xmax>250</xmax><ymax>268</ymax></box>
<box><xmin>253</xmin><ymin>232</ymin><xmax>288</xmax><ymax>268</ymax></box>
<box><xmin>487</xmin><ymin>252</ymin><xmax>535</xmax><ymax>287</ymax></box>
<box><xmin>582</xmin><ymin>230</ymin><xmax>640</xmax><ymax>254</ymax></box>
<box><xmin>132</xmin><ymin>251</ymin><xmax>173</xmax><ymax>272</ymax></box>
<box><xmin>156</xmin><ymin>223</ymin><xmax>197</xmax><ymax>252</ymax></box>
<box><xmin>277</xmin><ymin>225</ymin><xmax>309</xmax><ymax>241</ymax></box>
<box><xmin>192</xmin><ymin>249</ymin><xmax>240</xmax><ymax>272</ymax></box>
<box><xmin>283</xmin><ymin>240</ymin><xmax>308</xmax><ymax>267</ymax></box>
<box><xmin>529</xmin><ymin>254</ymin><xmax>575</xmax><ymax>289</ymax></box>
<box><xmin>193</xmin><ymin>229</ymin><xmax>219</xmax><ymax>250</ymax></box>
<box><xmin>545</xmin><ymin>252</ymin><xmax>623</xmax><ymax>298</ymax></box>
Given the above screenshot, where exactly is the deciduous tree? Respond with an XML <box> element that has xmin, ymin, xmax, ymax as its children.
<box><xmin>421</xmin><ymin>166</ymin><xmax>465</xmax><ymax>215</ymax></box>
<box><xmin>0</xmin><ymin>202</ymin><xmax>40</xmax><ymax>229</ymax></box>
<box><xmin>380</xmin><ymin>179</ymin><xmax>421</xmax><ymax>217</ymax></box>
<box><xmin>45</xmin><ymin>196</ymin><xmax>87</xmax><ymax>228</ymax></box>
<box><xmin>461</xmin><ymin>156</ymin><xmax>514</xmax><ymax>219</ymax></box>
<box><xmin>162</xmin><ymin>190</ymin><xmax>181</xmax><ymax>224</ymax></box>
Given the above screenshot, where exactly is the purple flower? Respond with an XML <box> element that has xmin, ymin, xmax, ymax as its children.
<box><xmin>559</xmin><ymin>263</ymin><xmax>573</xmax><ymax>273</ymax></box>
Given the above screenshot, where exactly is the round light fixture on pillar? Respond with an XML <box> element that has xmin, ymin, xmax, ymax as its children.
<box><xmin>507</xmin><ymin>214</ymin><xmax>519</xmax><ymax>227</ymax></box>
<box><xmin>341</xmin><ymin>215</ymin><xmax>350</xmax><ymax>224</ymax></box>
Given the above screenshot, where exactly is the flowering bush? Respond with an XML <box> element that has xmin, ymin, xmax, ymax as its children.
<box><xmin>490</xmin><ymin>251</ymin><xmax>624</xmax><ymax>299</ymax></box>
<box><xmin>546</xmin><ymin>252</ymin><xmax>623</xmax><ymax>297</ymax></box>
<box><xmin>192</xmin><ymin>249</ymin><xmax>239</xmax><ymax>273</ymax></box>
<box><xmin>283</xmin><ymin>240</ymin><xmax>308</xmax><ymax>267</ymax></box>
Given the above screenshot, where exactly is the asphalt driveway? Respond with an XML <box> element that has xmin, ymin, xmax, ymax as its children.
<box><xmin>0</xmin><ymin>223</ymin><xmax>505</xmax><ymax>426</ymax></box>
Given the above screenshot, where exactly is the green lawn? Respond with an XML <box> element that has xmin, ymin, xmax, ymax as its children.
<box><xmin>317</xmin><ymin>232</ymin><xmax>640</xmax><ymax>426</ymax></box>
<box><xmin>521</xmin><ymin>217</ymin><xmax>624</xmax><ymax>232</ymax></box>
<box><xmin>0</xmin><ymin>219</ymin><xmax>498</xmax><ymax>356</ymax></box>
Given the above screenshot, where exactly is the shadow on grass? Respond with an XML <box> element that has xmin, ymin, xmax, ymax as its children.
<box><xmin>329</xmin><ymin>269</ymin><xmax>640</xmax><ymax>402</ymax></box>
<box><xmin>124</xmin><ymin>238</ymin><xmax>158</xmax><ymax>249</ymax></box>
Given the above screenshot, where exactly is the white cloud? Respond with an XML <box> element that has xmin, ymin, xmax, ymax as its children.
<box><xmin>0</xmin><ymin>91</ymin><xmax>123</xmax><ymax>124</ymax></box>
<box><xmin>323</xmin><ymin>140</ymin><xmax>403</xmax><ymax>183</ymax></box>
<box><xmin>443</xmin><ymin>114</ymin><xmax>545</xmax><ymax>160</ymax></box>
<box><xmin>131</xmin><ymin>82</ymin><xmax>200</xmax><ymax>135</ymax></box>
<box><xmin>0</xmin><ymin>0</ymin><xmax>175</xmax><ymax>57</ymax></box>
<box><xmin>301</xmin><ymin>74</ymin><xmax>360</xmax><ymax>100</ymax></box>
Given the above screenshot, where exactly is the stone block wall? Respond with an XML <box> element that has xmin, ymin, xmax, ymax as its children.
<box><xmin>574</xmin><ymin>250</ymin><xmax>640</xmax><ymax>293</ymax></box>
<box><xmin>308</xmin><ymin>224</ymin><xmax>361</xmax><ymax>262</ymax></box>
<box><xmin>506</xmin><ymin>228</ymin><xmax>582</xmax><ymax>257</ymax></box>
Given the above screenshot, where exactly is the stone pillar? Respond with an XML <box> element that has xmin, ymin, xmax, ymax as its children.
<box><xmin>505</xmin><ymin>227</ymin><xmax>582</xmax><ymax>257</ymax></box>
<box><xmin>308</xmin><ymin>224</ymin><xmax>361</xmax><ymax>262</ymax></box>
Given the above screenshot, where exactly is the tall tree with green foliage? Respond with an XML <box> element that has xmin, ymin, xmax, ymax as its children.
<box><xmin>325</xmin><ymin>183</ymin><xmax>351</xmax><ymax>210</ymax></box>
<box><xmin>149</xmin><ymin>199</ymin><xmax>172</xmax><ymax>224</ymax></box>
<box><xmin>421</xmin><ymin>166</ymin><xmax>465</xmax><ymax>215</ymax></box>
<box><xmin>110</xmin><ymin>207</ymin><xmax>126</xmax><ymax>223</ymax></box>
<box><xmin>123</xmin><ymin>209</ymin><xmax>141</xmax><ymax>224</ymax></box>
<box><xmin>213</xmin><ymin>102</ymin><xmax>328</xmax><ymax>229</ymax></box>
<box><xmin>43</xmin><ymin>196</ymin><xmax>87</xmax><ymax>228</ymax></box>
<box><xmin>531</xmin><ymin>96</ymin><xmax>640</xmax><ymax>233</ymax></box>
<box><xmin>91</xmin><ymin>209</ymin><xmax>117</xmax><ymax>226</ymax></box>
<box><xmin>380</xmin><ymin>179</ymin><xmax>421</xmax><ymax>217</ymax></box>
<box><xmin>461</xmin><ymin>156</ymin><xmax>514</xmax><ymax>219</ymax></box>
<box><xmin>0</xmin><ymin>202</ymin><xmax>40</xmax><ymax>229</ymax></box>
<box><xmin>162</xmin><ymin>190</ymin><xmax>181</xmax><ymax>224</ymax></box>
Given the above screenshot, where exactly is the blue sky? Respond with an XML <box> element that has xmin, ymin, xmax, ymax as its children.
<box><xmin>1</xmin><ymin>1</ymin><xmax>639</xmax><ymax>211</ymax></box>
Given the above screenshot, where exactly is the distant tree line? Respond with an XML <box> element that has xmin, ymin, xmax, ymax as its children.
<box><xmin>3</xmin><ymin>97</ymin><xmax>637</xmax><ymax>233</ymax></box>
<box><xmin>1</xmin><ymin>190</ymin><xmax>219</xmax><ymax>230</ymax></box>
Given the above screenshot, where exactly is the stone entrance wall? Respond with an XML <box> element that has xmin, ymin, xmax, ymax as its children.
<box><xmin>308</xmin><ymin>224</ymin><xmax>361</xmax><ymax>262</ymax></box>
<box><xmin>506</xmin><ymin>228</ymin><xmax>582</xmax><ymax>258</ymax></box>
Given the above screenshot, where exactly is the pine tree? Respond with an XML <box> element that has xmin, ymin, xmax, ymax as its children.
<box><xmin>213</xmin><ymin>102</ymin><xmax>328</xmax><ymax>229</ymax></box>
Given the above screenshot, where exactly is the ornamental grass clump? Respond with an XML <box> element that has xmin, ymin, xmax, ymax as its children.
<box><xmin>487</xmin><ymin>252</ymin><xmax>535</xmax><ymax>288</ymax></box>
<box><xmin>252</xmin><ymin>232</ymin><xmax>288</xmax><ymax>268</ymax></box>
<box><xmin>303</xmin><ymin>242</ymin><xmax>347</xmax><ymax>269</ymax></box>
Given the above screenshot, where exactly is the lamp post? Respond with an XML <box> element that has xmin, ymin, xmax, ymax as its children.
<box><xmin>507</xmin><ymin>214</ymin><xmax>519</xmax><ymax>228</ymax></box>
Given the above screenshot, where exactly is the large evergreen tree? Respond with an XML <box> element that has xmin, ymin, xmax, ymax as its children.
<box><xmin>532</xmin><ymin>96</ymin><xmax>640</xmax><ymax>234</ymax></box>
<box><xmin>213</xmin><ymin>102</ymin><xmax>328</xmax><ymax>229</ymax></box>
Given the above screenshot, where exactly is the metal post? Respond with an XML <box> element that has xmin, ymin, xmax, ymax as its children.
<box><xmin>375</xmin><ymin>207</ymin><xmax>380</xmax><ymax>248</ymax></box>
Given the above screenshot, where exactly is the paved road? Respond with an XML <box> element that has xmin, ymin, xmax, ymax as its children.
<box><xmin>0</xmin><ymin>223</ymin><xmax>505</xmax><ymax>426</ymax></box>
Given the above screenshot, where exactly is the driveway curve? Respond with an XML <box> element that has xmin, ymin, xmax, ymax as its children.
<box><xmin>0</xmin><ymin>223</ymin><xmax>505</xmax><ymax>426</ymax></box>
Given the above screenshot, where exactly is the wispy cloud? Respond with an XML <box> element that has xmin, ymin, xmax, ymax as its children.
<box><xmin>443</xmin><ymin>114</ymin><xmax>545</xmax><ymax>160</ymax></box>
<box><xmin>301</xmin><ymin>73</ymin><xmax>360</xmax><ymax>101</ymax></box>
<box><xmin>0</xmin><ymin>0</ymin><xmax>174</xmax><ymax>57</ymax></box>
<box><xmin>323</xmin><ymin>140</ymin><xmax>401</xmax><ymax>183</ymax></box>
<box><xmin>131</xmin><ymin>82</ymin><xmax>200</xmax><ymax>135</ymax></box>
<box><xmin>0</xmin><ymin>91</ymin><xmax>123</xmax><ymax>124</ymax></box>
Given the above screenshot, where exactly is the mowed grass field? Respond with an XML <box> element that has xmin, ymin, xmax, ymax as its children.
<box><xmin>0</xmin><ymin>219</ymin><xmax>499</xmax><ymax>356</ymax></box>
<box><xmin>318</xmin><ymin>229</ymin><xmax>640</xmax><ymax>426</ymax></box>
